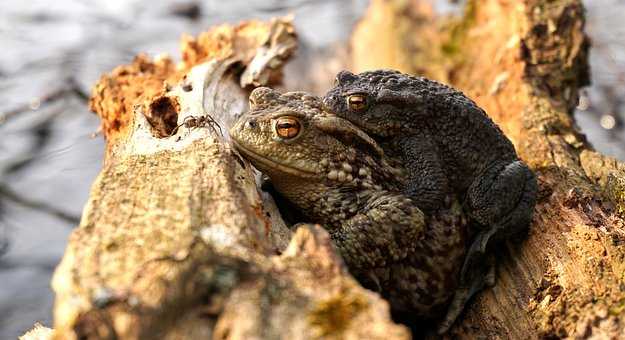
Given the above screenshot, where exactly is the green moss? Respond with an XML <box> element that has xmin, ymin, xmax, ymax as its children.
<box><xmin>605</xmin><ymin>173</ymin><xmax>625</xmax><ymax>216</ymax></box>
<box><xmin>441</xmin><ymin>0</ymin><xmax>477</xmax><ymax>58</ymax></box>
<box><xmin>307</xmin><ymin>293</ymin><xmax>369</xmax><ymax>339</ymax></box>
<box><xmin>609</xmin><ymin>299</ymin><xmax>625</xmax><ymax>316</ymax></box>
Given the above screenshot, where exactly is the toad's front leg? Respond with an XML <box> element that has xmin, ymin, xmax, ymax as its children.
<box><xmin>328</xmin><ymin>191</ymin><xmax>425</xmax><ymax>287</ymax></box>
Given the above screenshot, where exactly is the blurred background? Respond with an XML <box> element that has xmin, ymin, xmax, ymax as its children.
<box><xmin>0</xmin><ymin>0</ymin><xmax>623</xmax><ymax>338</ymax></box>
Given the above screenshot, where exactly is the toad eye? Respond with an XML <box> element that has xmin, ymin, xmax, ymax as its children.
<box><xmin>274</xmin><ymin>117</ymin><xmax>301</xmax><ymax>139</ymax></box>
<box><xmin>347</xmin><ymin>94</ymin><xmax>368</xmax><ymax>111</ymax></box>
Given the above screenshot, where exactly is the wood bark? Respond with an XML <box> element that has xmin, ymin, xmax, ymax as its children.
<box><xmin>352</xmin><ymin>0</ymin><xmax>625</xmax><ymax>338</ymax></box>
<box><xmin>47</xmin><ymin>18</ymin><xmax>408</xmax><ymax>340</ymax></box>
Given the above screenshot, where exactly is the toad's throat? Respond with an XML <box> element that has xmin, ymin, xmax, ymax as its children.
<box><xmin>231</xmin><ymin>140</ymin><xmax>318</xmax><ymax>179</ymax></box>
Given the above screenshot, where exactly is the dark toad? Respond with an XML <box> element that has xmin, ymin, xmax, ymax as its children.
<box><xmin>323</xmin><ymin>69</ymin><xmax>538</xmax><ymax>330</ymax></box>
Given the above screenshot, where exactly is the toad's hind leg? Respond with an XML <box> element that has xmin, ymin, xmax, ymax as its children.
<box><xmin>463</xmin><ymin>160</ymin><xmax>537</xmax><ymax>276</ymax></box>
<box><xmin>439</xmin><ymin>160</ymin><xmax>537</xmax><ymax>333</ymax></box>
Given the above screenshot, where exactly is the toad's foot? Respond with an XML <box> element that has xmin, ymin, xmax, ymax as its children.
<box><xmin>437</xmin><ymin>254</ymin><xmax>496</xmax><ymax>334</ymax></box>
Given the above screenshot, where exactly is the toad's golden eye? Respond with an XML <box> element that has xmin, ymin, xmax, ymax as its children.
<box><xmin>347</xmin><ymin>94</ymin><xmax>367</xmax><ymax>111</ymax></box>
<box><xmin>275</xmin><ymin>117</ymin><xmax>301</xmax><ymax>139</ymax></box>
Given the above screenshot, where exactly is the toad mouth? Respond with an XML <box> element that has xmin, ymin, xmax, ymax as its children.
<box><xmin>231</xmin><ymin>139</ymin><xmax>318</xmax><ymax>179</ymax></box>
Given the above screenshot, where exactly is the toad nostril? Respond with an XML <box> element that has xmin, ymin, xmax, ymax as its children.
<box><xmin>247</xmin><ymin>119</ymin><xmax>257</xmax><ymax>129</ymax></box>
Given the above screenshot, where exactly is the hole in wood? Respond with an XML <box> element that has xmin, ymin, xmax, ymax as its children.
<box><xmin>145</xmin><ymin>96</ymin><xmax>180</xmax><ymax>137</ymax></box>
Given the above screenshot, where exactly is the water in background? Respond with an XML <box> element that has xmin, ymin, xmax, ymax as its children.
<box><xmin>0</xmin><ymin>1</ymin><xmax>622</xmax><ymax>338</ymax></box>
<box><xmin>576</xmin><ymin>0</ymin><xmax>625</xmax><ymax>159</ymax></box>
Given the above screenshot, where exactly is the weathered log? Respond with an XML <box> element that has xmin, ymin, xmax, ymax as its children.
<box><xmin>48</xmin><ymin>18</ymin><xmax>408</xmax><ymax>340</ymax></box>
<box><xmin>352</xmin><ymin>0</ymin><xmax>625</xmax><ymax>338</ymax></box>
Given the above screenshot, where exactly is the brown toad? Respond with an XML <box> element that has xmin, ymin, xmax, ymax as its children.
<box><xmin>230</xmin><ymin>87</ymin><xmax>467</xmax><ymax>330</ymax></box>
